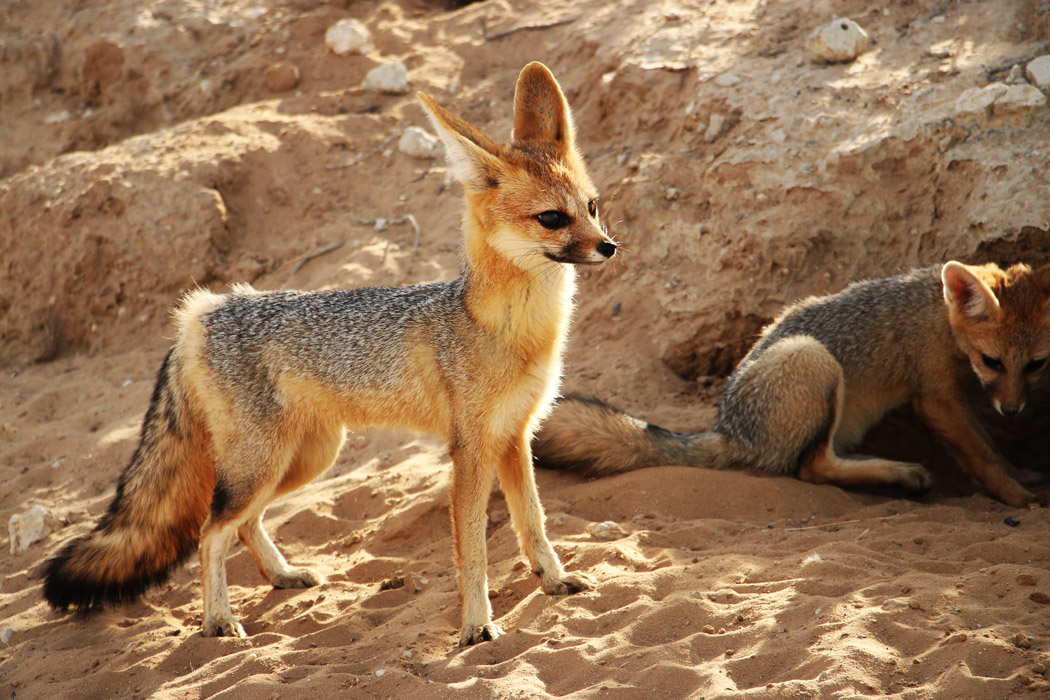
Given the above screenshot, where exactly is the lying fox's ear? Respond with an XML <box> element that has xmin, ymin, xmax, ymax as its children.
<box><xmin>418</xmin><ymin>92</ymin><xmax>505</xmax><ymax>190</ymax></box>
<box><xmin>1034</xmin><ymin>263</ymin><xmax>1050</xmax><ymax>300</ymax></box>
<box><xmin>942</xmin><ymin>261</ymin><xmax>1001</xmax><ymax>320</ymax></box>
<box><xmin>512</xmin><ymin>62</ymin><xmax>576</xmax><ymax>157</ymax></box>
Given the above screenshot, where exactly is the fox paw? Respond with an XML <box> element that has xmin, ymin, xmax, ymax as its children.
<box><xmin>271</xmin><ymin>567</ymin><xmax>323</xmax><ymax>589</ymax></box>
<box><xmin>995</xmin><ymin>483</ymin><xmax>1040</xmax><ymax>509</ymax></box>
<box><xmin>898</xmin><ymin>463</ymin><xmax>934</xmax><ymax>496</ymax></box>
<box><xmin>460</xmin><ymin>621</ymin><xmax>502</xmax><ymax>646</ymax></box>
<box><xmin>540</xmin><ymin>571</ymin><xmax>594</xmax><ymax>596</ymax></box>
<box><xmin>202</xmin><ymin>617</ymin><xmax>246</xmax><ymax>638</ymax></box>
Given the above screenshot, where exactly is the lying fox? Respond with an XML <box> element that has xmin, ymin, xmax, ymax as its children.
<box><xmin>534</xmin><ymin>262</ymin><xmax>1050</xmax><ymax>507</ymax></box>
<box><xmin>43</xmin><ymin>62</ymin><xmax>615</xmax><ymax>644</ymax></box>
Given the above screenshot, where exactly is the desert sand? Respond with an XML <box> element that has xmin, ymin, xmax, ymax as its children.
<box><xmin>3</xmin><ymin>0</ymin><xmax>1050</xmax><ymax>698</ymax></box>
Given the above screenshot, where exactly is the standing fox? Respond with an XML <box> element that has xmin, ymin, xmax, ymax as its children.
<box><xmin>43</xmin><ymin>62</ymin><xmax>616</xmax><ymax>644</ymax></box>
<box><xmin>534</xmin><ymin>262</ymin><xmax>1050</xmax><ymax>507</ymax></box>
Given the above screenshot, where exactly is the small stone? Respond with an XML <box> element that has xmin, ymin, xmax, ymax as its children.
<box><xmin>944</xmin><ymin>632</ymin><xmax>968</xmax><ymax>644</ymax></box>
<box><xmin>588</xmin><ymin>521</ymin><xmax>625</xmax><ymax>541</ymax></box>
<box><xmin>398</xmin><ymin>127</ymin><xmax>443</xmax><ymax>159</ymax></box>
<box><xmin>375</xmin><ymin>668</ymin><xmax>386</xmax><ymax>677</ymax></box>
<box><xmin>325</xmin><ymin>19</ymin><xmax>373</xmax><ymax>56</ymax></box>
<box><xmin>8</xmin><ymin>505</ymin><xmax>62</xmax><ymax>555</ymax></box>
<box><xmin>953</xmin><ymin>83</ymin><xmax>1008</xmax><ymax>115</ymax></box>
<box><xmin>401</xmin><ymin>650</ymin><xmax>413</xmax><ymax>659</ymax></box>
<box><xmin>909</xmin><ymin>599</ymin><xmax>923</xmax><ymax>610</ymax></box>
<box><xmin>705</xmin><ymin>113</ymin><xmax>727</xmax><ymax>142</ymax></box>
<box><xmin>363</xmin><ymin>61</ymin><xmax>411</xmax><ymax>95</ymax></box>
<box><xmin>714</xmin><ymin>73</ymin><xmax>741</xmax><ymax>87</ymax></box>
<box><xmin>1018</xmin><ymin>574</ymin><xmax>1038</xmax><ymax>586</ymax></box>
<box><xmin>806</xmin><ymin>18</ymin><xmax>870</xmax><ymax>63</ymax></box>
<box><xmin>881</xmin><ymin>598</ymin><xmax>906</xmax><ymax>611</ymax></box>
<box><xmin>1</xmin><ymin>627</ymin><xmax>12</xmax><ymax>644</ymax></box>
<box><xmin>1026</xmin><ymin>56</ymin><xmax>1050</xmax><ymax>91</ymax></box>
<box><xmin>1016</xmin><ymin>633</ymin><xmax>1033</xmax><ymax>649</ymax></box>
<box><xmin>264</xmin><ymin>62</ymin><xmax>300</xmax><ymax>93</ymax></box>
<box><xmin>702</xmin><ymin>625</ymin><xmax>716</xmax><ymax>634</ymax></box>
<box><xmin>994</xmin><ymin>83</ymin><xmax>1047</xmax><ymax>113</ymax></box>
<box><xmin>1006</xmin><ymin>64</ymin><xmax>1027</xmax><ymax>85</ymax></box>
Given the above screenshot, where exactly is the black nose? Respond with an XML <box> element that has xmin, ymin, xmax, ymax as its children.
<box><xmin>1000</xmin><ymin>404</ymin><xmax>1020</xmax><ymax>417</ymax></box>
<box><xmin>596</xmin><ymin>241</ymin><xmax>617</xmax><ymax>258</ymax></box>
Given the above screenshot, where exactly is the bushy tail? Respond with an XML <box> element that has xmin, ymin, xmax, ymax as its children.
<box><xmin>43</xmin><ymin>349</ymin><xmax>214</xmax><ymax>610</ymax></box>
<box><xmin>532</xmin><ymin>395</ymin><xmax>732</xmax><ymax>476</ymax></box>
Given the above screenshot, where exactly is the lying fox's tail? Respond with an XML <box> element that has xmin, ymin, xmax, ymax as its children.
<box><xmin>532</xmin><ymin>395</ymin><xmax>732</xmax><ymax>476</ymax></box>
<box><xmin>43</xmin><ymin>349</ymin><xmax>215</xmax><ymax>610</ymax></box>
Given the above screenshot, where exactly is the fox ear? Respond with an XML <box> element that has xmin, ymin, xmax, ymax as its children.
<box><xmin>418</xmin><ymin>92</ymin><xmax>505</xmax><ymax>190</ymax></box>
<box><xmin>942</xmin><ymin>261</ymin><xmax>1001</xmax><ymax>320</ymax></box>
<box><xmin>512</xmin><ymin>62</ymin><xmax>576</xmax><ymax>156</ymax></box>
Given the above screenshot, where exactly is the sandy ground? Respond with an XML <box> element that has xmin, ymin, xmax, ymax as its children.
<box><xmin>3</xmin><ymin>0</ymin><xmax>1050</xmax><ymax>698</ymax></box>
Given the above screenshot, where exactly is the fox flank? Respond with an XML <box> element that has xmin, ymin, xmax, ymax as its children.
<box><xmin>42</xmin><ymin>62</ymin><xmax>615</xmax><ymax>645</ymax></box>
<box><xmin>534</xmin><ymin>262</ymin><xmax>1050</xmax><ymax>507</ymax></box>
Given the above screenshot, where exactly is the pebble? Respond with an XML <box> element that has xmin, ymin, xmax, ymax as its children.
<box><xmin>1016</xmin><ymin>633</ymin><xmax>1033</xmax><ymax>649</ymax></box>
<box><xmin>264</xmin><ymin>62</ymin><xmax>300</xmax><ymax>93</ymax></box>
<box><xmin>1</xmin><ymin>627</ymin><xmax>12</xmax><ymax>644</ymax></box>
<box><xmin>363</xmin><ymin>61</ymin><xmax>411</xmax><ymax>95</ymax></box>
<box><xmin>8</xmin><ymin>505</ymin><xmax>62</xmax><ymax>555</ymax></box>
<box><xmin>398</xmin><ymin>127</ymin><xmax>443</xmax><ymax>159</ymax></box>
<box><xmin>806</xmin><ymin>18</ymin><xmax>869</xmax><ymax>63</ymax></box>
<box><xmin>375</xmin><ymin>668</ymin><xmax>386</xmax><ymax>677</ymax></box>
<box><xmin>325</xmin><ymin>19</ymin><xmax>373</xmax><ymax>56</ymax></box>
<box><xmin>1027</xmin><ymin>55</ymin><xmax>1050</xmax><ymax>91</ymax></box>
<box><xmin>587</xmin><ymin>521</ymin><xmax>625</xmax><ymax>541</ymax></box>
<box><xmin>714</xmin><ymin>73</ymin><xmax>742</xmax><ymax>87</ymax></box>
<box><xmin>705</xmin><ymin>113</ymin><xmax>727</xmax><ymax>142</ymax></box>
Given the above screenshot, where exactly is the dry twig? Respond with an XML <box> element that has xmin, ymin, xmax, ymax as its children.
<box><xmin>481</xmin><ymin>16</ymin><xmax>578</xmax><ymax>42</ymax></box>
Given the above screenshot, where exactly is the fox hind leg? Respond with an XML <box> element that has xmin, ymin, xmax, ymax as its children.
<box><xmin>729</xmin><ymin>336</ymin><xmax>932</xmax><ymax>492</ymax></box>
<box><xmin>236</xmin><ymin>426</ymin><xmax>346</xmax><ymax>589</ymax></box>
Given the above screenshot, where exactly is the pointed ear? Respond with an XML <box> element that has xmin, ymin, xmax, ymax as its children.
<box><xmin>418</xmin><ymin>92</ymin><xmax>505</xmax><ymax>190</ymax></box>
<box><xmin>512</xmin><ymin>62</ymin><xmax>575</xmax><ymax>155</ymax></box>
<box><xmin>942</xmin><ymin>261</ymin><xmax>1001</xmax><ymax>320</ymax></box>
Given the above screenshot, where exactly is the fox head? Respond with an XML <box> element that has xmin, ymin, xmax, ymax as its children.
<box><xmin>942</xmin><ymin>260</ymin><xmax>1050</xmax><ymax>416</ymax></box>
<box><xmin>418</xmin><ymin>62</ymin><xmax>616</xmax><ymax>271</ymax></box>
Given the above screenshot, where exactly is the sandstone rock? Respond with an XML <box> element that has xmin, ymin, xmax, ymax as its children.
<box><xmin>398</xmin><ymin>126</ymin><xmax>443</xmax><ymax>159</ymax></box>
<box><xmin>8</xmin><ymin>505</ymin><xmax>61</xmax><ymax>555</ymax></box>
<box><xmin>324</xmin><ymin>18</ymin><xmax>373</xmax><ymax>56</ymax></box>
<box><xmin>806</xmin><ymin>18</ymin><xmax>869</xmax><ymax>63</ymax></box>
<box><xmin>363</xmin><ymin>61</ymin><xmax>410</xmax><ymax>95</ymax></box>
<box><xmin>994</xmin><ymin>83</ymin><xmax>1047</xmax><ymax>113</ymax></box>
<box><xmin>264</xmin><ymin>62</ymin><xmax>300</xmax><ymax>93</ymax></box>
<box><xmin>1026</xmin><ymin>55</ymin><xmax>1050</xmax><ymax>91</ymax></box>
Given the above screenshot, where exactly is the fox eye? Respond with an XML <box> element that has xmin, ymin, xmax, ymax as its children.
<box><xmin>587</xmin><ymin>200</ymin><xmax>597</xmax><ymax>218</ymax></box>
<box><xmin>1024</xmin><ymin>357</ymin><xmax>1047</xmax><ymax>374</ymax></box>
<box><xmin>981</xmin><ymin>354</ymin><xmax>1005</xmax><ymax>372</ymax></box>
<box><xmin>536</xmin><ymin>210</ymin><xmax>571</xmax><ymax>230</ymax></box>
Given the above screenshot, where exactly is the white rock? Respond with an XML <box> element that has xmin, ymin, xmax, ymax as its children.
<box><xmin>363</xmin><ymin>61</ymin><xmax>411</xmax><ymax>95</ymax></box>
<box><xmin>8</xmin><ymin>505</ymin><xmax>61</xmax><ymax>555</ymax></box>
<box><xmin>1026</xmin><ymin>55</ymin><xmax>1050</xmax><ymax>91</ymax></box>
<box><xmin>398</xmin><ymin>127</ymin><xmax>443</xmax><ymax>159</ymax></box>
<box><xmin>806</xmin><ymin>18</ymin><xmax>870</xmax><ymax>63</ymax></box>
<box><xmin>953</xmin><ymin>83</ymin><xmax>1008</xmax><ymax>115</ymax></box>
<box><xmin>994</xmin><ymin>83</ymin><xmax>1047</xmax><ymax>113</ymax></box>
<box><xmin>588</xmin><ymin>520</ymin><xmax>626</xmax><ymax>541</ymax></box>
<box><xmin>714</xmin><ymin>73</ymin><xmax>742</xmax><ymax>87</ymax></box>
<box><xmin>325</xmin><ymin>19</ymin><xmax>373</xmax><ymax>56</ymax></box>
<box><xmin>1</xmin><ymin>627</ymin><xmax>11</xmax><ymax>644</ymax></box>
